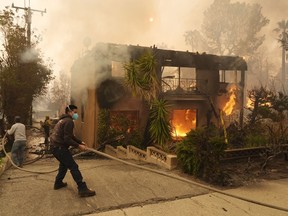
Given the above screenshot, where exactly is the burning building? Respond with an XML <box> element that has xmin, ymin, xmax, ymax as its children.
<box><xmin>70</xmin><ymin>43</ymin><xmax>247</xmax><ymax>148</ymax></box>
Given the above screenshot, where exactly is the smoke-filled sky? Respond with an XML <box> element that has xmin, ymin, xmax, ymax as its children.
<box><xmin>0</xmin><ymin>0</ymin><xmax>287</xmax><ymax>74</ymax></box>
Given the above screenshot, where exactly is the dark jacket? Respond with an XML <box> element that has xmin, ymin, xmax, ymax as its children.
<box><xmin>50</xmin><ymin>114</ymin><xmax>82</xmax><ymax>148</ymax></box>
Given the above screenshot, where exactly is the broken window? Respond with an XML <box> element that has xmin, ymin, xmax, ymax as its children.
<box><xmin>162</xmin><ymin>67</ymin><xmax>196</xmax><ymax>92</ymax></box>
<box><xmin>111</xmin><ymin>61</ymin><xmax>125</xmax><ymax>77</ymax></box>
<box><xmin>219</xmin><ymin>70</ymin><xmax>241</xmax><ymax>83</ymax></box>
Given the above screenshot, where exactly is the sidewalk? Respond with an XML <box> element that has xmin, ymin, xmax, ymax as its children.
<box><xmin>0</xmin><ymin>157</ymin><xmax>208</xmax><ymax>216</ymax></box>
<box><xmin>86</xmin><ymin>178</ymin><xmax>288</xmax><ymax>216</ymax></box>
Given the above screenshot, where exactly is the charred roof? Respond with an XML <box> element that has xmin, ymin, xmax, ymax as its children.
<box><xmin>93</xmin><ymin>42</ymin><xmax>248</xmax><ymax>71</ymax></box>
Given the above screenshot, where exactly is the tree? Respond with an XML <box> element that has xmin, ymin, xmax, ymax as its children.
<box><xmin>184</xmin><ymin>0</ymin><xmax>270</xmax><ymax>90</ymax></box>
<box><xmin>0</xmin><ymin>9</ymin><xmax>53</xmax><ymax>124</ymax></box>
<box><xmin>246</xmin><ymin>47</ymin><xmax>275</xmax><ymax>87</ymax></box>
<box><xmin>246</xmin><ymin>86</ymin><xmax>288</xmax><ymax>145</ymax></box>
<box><xmin>247</xmin><ymin>86</ymin><xmax>288</xmax><ymax>170</ymax></box>
<box><xmin>124</xmin><ymin>51</ymin><xmax>159</xmax><ymax>102</ymax></box>
<box><xmin>247</xmin><ymin>86</ymin><xmax>275</xmax><ymax>125</ymax></box>
<box><xmin>274</xmin><ymin>20</ymin><xmax>288</xmax><ymax>88</ymax></box>
<box><xmin>185</xmin><ymin>0</ymin><xmax>269</xmax><ymax>57</ymax></box>
<box><xmin>124</xmin><ymin>51</ymin><xmax>172</xmax><ymax>149</ymax></box>
<box><xmin>184</xmin><ymin>30</ymin><xmax>208</xmax><ymax>53</ymax></box>
<box><xmin>48</xmin><ymin>71</ymin><xmax>71</xmax><ymax>111</ymax></box>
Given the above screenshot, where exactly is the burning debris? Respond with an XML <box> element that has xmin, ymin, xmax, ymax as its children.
<box><xmin>219</xmin><ymin>84</ymin><xmax>240</xmax><ymax>144</ymax></box>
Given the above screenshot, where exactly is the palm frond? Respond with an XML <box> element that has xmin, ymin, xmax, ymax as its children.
<box><xmin>149</xmin><ymin>99</ymin><xmax>172</xmax><ymax>148</ymax></box>
<box><xmin>124</xmin><ymin>51</ymin><xmax>159</xmax><ymax>102</ymax></box>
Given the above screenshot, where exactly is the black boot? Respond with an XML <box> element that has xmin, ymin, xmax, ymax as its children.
<box><xmin>78</xmin><ymin>182</ymin><xmax>96</xmax><ymax>197</ymax></box>
<box><xmin>54</xmin><ymin>182</ymin><xmax>68</xmax><ymax>190</ymax></box>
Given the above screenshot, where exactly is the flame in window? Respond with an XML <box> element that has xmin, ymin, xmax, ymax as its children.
<box><xmin>223</xmin><ymin>85</ymin><xmax>237</xmax><ymax>116</ymax></box>
<box><xmin>171</xmin><ymin>109</ymin><xmax>196</xmax><ymax>138</ymax></box>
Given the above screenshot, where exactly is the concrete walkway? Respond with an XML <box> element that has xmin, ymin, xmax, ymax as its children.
<box><xmin>0</xmin><ymin>156</ymin><xmax>288</xmax><ymax>216</ymax></box>
<box><xmin>87</xmin><ymin>179</ymin><xmax>288</xmax><ymax>216</ymax></box>
<box><xmin>0</xmin><ymin>157</ymin><xmax>208</xmax><ymax>216</ymax></box>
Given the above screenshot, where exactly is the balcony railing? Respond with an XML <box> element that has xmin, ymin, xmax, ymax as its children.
<box><xmin>161</xmin><ymin>77</ymin><xmax>207</xmax><ymax>95</ymax></box>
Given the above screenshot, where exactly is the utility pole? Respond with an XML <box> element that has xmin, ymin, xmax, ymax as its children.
<box><xmin>281</xmin><ymin>29</ymin><xmax>288</xmax><ymax>90</ymax></box>
<box><xmin>282</xmin><ymin>36</ymin><xmax>288</xmax><ymax>91</ymax></box>
<box><xmin>282</xmin><ymin>35</ymin><xmax>286</xmax><ymax>88</ymax></box>
<box><xmin>12</xmin><ymin>1</ymin><xmax>46</xmax><ymax>125</ymax></box>
<box><xmin>12</xmin><ymin>2</ymin><xmax>46</xmax><ymax>47</ymax></box>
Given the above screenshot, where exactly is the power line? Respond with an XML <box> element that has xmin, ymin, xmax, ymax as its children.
<box><xmin>12</xmin><ymin>2</ymin><xmax>46</xmax><ymax>46</ymax></box>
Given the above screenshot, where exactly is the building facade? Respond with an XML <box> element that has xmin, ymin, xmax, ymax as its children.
<box><xmin>70</xmin><ymin>43</ymin><xmax>247</xmax><ymax>148</ymax></box>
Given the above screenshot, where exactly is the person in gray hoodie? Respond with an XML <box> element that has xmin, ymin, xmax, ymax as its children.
<box><xmin>7</xmin><ymin>116</ymin><xmax>27</xmax><ymax>167</ymax></box>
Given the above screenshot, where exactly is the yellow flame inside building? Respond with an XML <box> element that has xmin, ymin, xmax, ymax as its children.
<box><xmin>171</xmin><ymin>109</ymin><xmax>196</xmax><ymax>138</ymax></box>
<box><xmin>221</xmin><ymin>84</ymin><xmax>238</xmax><ymax>144</ymax></box>
<box><xmin>223</xmin><ymin>85</ymin><xmax>237</xmax><ymax>116</ymax></box>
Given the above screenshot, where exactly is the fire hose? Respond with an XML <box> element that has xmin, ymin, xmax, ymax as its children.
<box><xmin>1</xmin><ymin>133</ymin><xmax>94</xmax><ymax>174</ymax></box>
<box><xmin>1</xmin><ymin>134</ymin><xmax>288</xmax><ymax>212</ymax></box>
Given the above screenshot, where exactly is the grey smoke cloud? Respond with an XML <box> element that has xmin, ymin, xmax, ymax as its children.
<box><xmin>34</xmin><ymin>0</ymin><xmax>160</xmax><ymax>74</ymax></box>
<box><xmin>20</xmin><ymin>48</ymin><xmax>39</xmax><ymax>63</ymax></box>
<box><xmin>1</xmin><ymin>0</ymin><xmax>287</xmax><ymax>77</ymax></box>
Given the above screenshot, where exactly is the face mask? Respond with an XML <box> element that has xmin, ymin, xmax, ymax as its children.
<box><xmin>72</xmin><ymin>113</ymin><xmax>79</xmax><ymax>120</ymax></box>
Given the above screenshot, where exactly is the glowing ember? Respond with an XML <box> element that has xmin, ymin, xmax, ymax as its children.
<box><xmin>264</xmin><ymin>102</ymin><xmax>272</xmax><ymax>107</ymax></box>
<box><xmin>223</xmin><ymin>85</ymin><xmax>237</xmax><ymax>116</ymax></box>
<box><xmin>246</xmin><ymin>97</ymin><xmax>253</xmax><ymax>108</ymax></box>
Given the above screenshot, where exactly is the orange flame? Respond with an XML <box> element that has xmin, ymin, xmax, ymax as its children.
<box><xmin>171</xmin><ymin>109</ymin><xmax>196</xmax><ymax>138</ymax></box>
<box><xmin>223</xmin><ymin>85</ymin><xmax>237</xmax><ymax>116</ymax></box>
<box><xmin>172</xmin><ymin>123</ymin><xmax>187</xmax><ymax>137</ymax></box>
<box><xmin>246</xmin><ymin>97</ymin><xmax>271</xmax><ymax>109</ymax></box>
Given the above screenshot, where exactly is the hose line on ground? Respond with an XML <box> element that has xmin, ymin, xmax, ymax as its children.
<box><xmin>1</xmin><ymin>133</ymin><xmax>288</xmax><ymax>213</ymax></box>
<box><xmin>85</xmin><ymin>146</ymin><xmax>288</xmax><ymax>213</ymax></box>
<box><xmin>1</xmin><ymin>133</ymin><xmax>87</xmax><ymax>174</ymax></box>
<box><xmin>1</xmin><ymin>133</ymin><xmax>58</xmax><ymax>174</ymax></box>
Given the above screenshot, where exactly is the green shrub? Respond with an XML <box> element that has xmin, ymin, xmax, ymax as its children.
<box><xmin>123</xmin><ymin>130</ymin><xmax>143</xmax><ymax>149</ymax></box>
<box><xmin>176</xmin><ymin>126</ymin><xmax>226</xmax><ymax>183</ymax></box>
<box><xmin>97</xmin><ymin>109</ymin><xmax>143</xmax><ymax>148</ymax></box>
<box><xmin>244</xmin><ymin>134</ymin><xmax>268</xmax><ymax>148</ymax></box>
<box><xmin>226</xmin><ymin>122</ymin><xmax>245</xmax><ymax>149</ymax></box>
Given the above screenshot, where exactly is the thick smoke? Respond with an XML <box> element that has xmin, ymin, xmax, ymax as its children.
<box><xmin>28</xmin><ymin>0</ymin><xmax>286</xmax><ymax>74</ymax></box>
<box><xmin>70</xmin><ymin>43</ymin><xmax>130</xmax><ymax>93</ymax></box>
<box><xmin>1</xmin><ymin>0</ymin><xmax>287</xmax><ymax>90</ymax></box>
